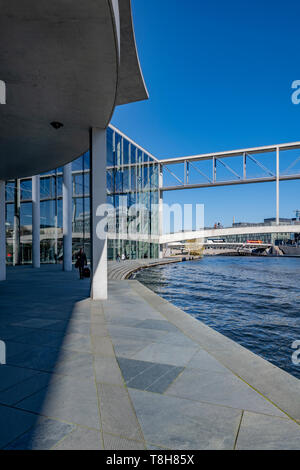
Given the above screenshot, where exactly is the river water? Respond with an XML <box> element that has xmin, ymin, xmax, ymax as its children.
<box><xmin>135</xmin><ymin>257</ymin><xmax>300</xmax><ymax>379</ymax></box>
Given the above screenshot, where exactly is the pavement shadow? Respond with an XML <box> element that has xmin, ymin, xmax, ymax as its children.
<box><xmin>0</xmin><ymin>265</ymin><xmax>91</xmax><ymax>449</ymax></box>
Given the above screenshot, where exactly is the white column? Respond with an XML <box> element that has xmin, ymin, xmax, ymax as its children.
<box><xmin>32</xmin><ymin>175</ymin><xmax>40</xmax><ymax>268</ymax></box>
<box><xmin>276</xmin><ymin>147</ymin><xmax>280</xmax><ymax>226</ymax></box>
<box><xmin>0</xmin><ymin>181</ymin><xmax>6</xmax><ymax>281</ymax></box>
<box><xmin>63</xmin><ymin>163</ymin><xmax>73</xmax><ymax>272</ymax></box>
<box><xmin>159</xmin><ymin>165</ymin><xmax>164</xmax><ymax>259</ymax></box>
<box><xmin>90</xmin><ymin>128</ymin><xmax>107</xmax><ymax>300</ymax></box>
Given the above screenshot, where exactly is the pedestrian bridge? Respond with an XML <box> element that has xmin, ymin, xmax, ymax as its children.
<box><xmin>160</xmin><ymin>224</ymin><xmax>300</xmax><ymax>244</ymax></box>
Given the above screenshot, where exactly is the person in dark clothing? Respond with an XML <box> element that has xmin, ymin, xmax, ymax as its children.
<box><xmin>75</xmin><ymin>248</ymin><xmax>87</xmax><ymax>279</ymax></box>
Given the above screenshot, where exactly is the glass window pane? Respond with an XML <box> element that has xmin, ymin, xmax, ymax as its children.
<box><xmin>40</xmin><ymin>177</ymin><xmax>54</xmax><ymax>199</ymax></box>
<box><xmin>116</xmin><ymin>134</ymin><xmax>122</xmax><ymax>167</ymax></box>
<box><xmin>72</xmin><ymin>155</ymin><xmax>83</xmax><ymax>172</ymax></box>
<box><xmin>107</xmin><ymin>128</ymin><xmax>115</xmax><ymax>167</ymax></box>
<box><xmin>40</xmin><ymin>200</ymin><xmax>56</xmax><ymax>228</ymax></box>
<box><xmin>20</xmin><ymin>179</ymin><xmax>32</xmax><ymax>201</ymax></box>
<box><xmin>83</xmin><ymin>152</ymin><xmax>90</xmax><ymax>171</ymax></box>
<box><xmin>73</xmin><ymin>174</ymin><xmax>83</xmax><ymax>196</ymax></box>
<box><xmin>84</xmin><ymin>173</ymin><xmax>90</xmax><ymax>195</ymax></box>
<box><xmin>123</xmin><ymin>168</ymin><xmax>129</xmax><ymax>191</ymax></box>
<box><xmin>56</xmin><ymin>176</ymin><xmax>63</xmax><ymax>197</ymax></box>
<box><xmin>5</xmin><ymin>203</ymin><xmax>14</xmax><ymax>233</ymax></box>
<box><xmin>20</xmin><ymin>202</ymin><xmax>32</xmax><ymax>234</ymax></box>
<box><xmin>123</xmin><ymin>140</ymin><xmax>129</xmax><ymax>166</ymax></box>
<box><xmin>5</xmin><ymin>181</ymin><xmax>15</xmax><ymax>202</ymax></box>
<box><xmin>130</xmin><ymin>145</ymin><xmax>136</xmax><ymax>164</ymax></box>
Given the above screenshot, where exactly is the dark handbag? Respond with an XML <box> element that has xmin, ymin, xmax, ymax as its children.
<box><xmin>75</xmin><ymin>260</ymin><xmax>79</xmax><ymax>269</ymax></box>
<box><xmin>83</xmin><ymin>267</ymin><xmax>91</xmax><ymax>278</ymax></box>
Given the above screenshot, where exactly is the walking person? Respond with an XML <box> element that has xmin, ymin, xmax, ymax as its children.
<box><xmin>75</xmin><ymin>248</ymin><xmax>87</xmax><ymax>280</ymax></box>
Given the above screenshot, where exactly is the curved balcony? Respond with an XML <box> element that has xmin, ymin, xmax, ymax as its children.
<box><xmin>0</xmin><ymin>0</ymin><xmax>148</xmax><ymax>179</ymax></box>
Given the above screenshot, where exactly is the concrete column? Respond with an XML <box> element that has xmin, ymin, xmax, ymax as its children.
<box><xmin>276</xmin><ymin>147</ymin><xmax>280</xmax><ymax>226</ymax></box>
<box><xmin>90</xmin><ymin>128</ymin><xmax>107</xmax><ymax>300</ymax></box>
<box><xmin>159</xmin><ymin>165</ymin><xmax>164</xmax><ymax>259</ymax></box>
<box><xmin>32</xmin><ymin>175</ymin><xmax>40</xmax><ymax>268</ymax></box>
<box><xmin>0</xmin><ymin>181</ymin><xmax>6</xmax><ymax>281</ymax></box>
<box><xmin>63</xmin><ymin>163</ymin><xmax>73</xmax><ymax>272</ymax></box>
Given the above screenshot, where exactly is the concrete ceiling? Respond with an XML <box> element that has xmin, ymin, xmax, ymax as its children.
<box><xmin>0</xmin><ymin>0</ymin><xmax>148</xmax><ymax>180</ymax></box>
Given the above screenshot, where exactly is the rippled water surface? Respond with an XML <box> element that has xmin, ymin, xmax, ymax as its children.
<box><xmin>135</xmin><ymin>257</ymin><xmax>300</xmax><ymax>379</ymax></box>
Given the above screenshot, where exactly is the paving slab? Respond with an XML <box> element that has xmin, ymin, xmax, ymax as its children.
<box><xmin>117</xmin><ymin>357</ymin><xmax>184</xmax><ymax>393</ymax></box>
<box><xmin>0</xmin><ymin>405</ymin><xmax>38</xmax><ymax>448</ymax></box>
<box><xmin>12</xmin><ymin>329</ymin><xmax>65</xmax><ymax>348</ymax></box>
<box><xmin>186</xmin><ymin>349</ymin><xmax>232</xmax><ymax>374</ymax></box>
<box><xmin>94</xmin><ymin>355</ymin><xmax>125</xmax><ymax>386</ymax></box>
<box><xmin>132</xmin><ymin>342</ymin><xmax>199</xmax><ymax>367</ymax></box>
<box><xmin>108</xmin><ymin>325</ymin><xmax>169</xmax><ymax>343</ymax></box>
<box><xmin>97</xmin><ymin>383</ymin><xmax>144</xmax><ymax>441</ymax></box>
<box><xmin>166</xmin><ymin>367</ymin><xmax>286</xmax><ymax>417</ymax></box>
<box><xmin>112</xmin><ymin>336</ymin><xmax>155</xmax><ymax>359</ymax></box>
<box><xmin>236</xmin><ymin>411</ymin><xmax>300</xmax><ymax>450</ymax></box>
<box><xmin>11</xmin><ymin>318</ymin><xmax>66</xmax><ymax>331</ymax></box>
<box><xmin>53</xmin><ymin>427</ymin><xmax>104</xmax><ymax>450</ymax></box>
<box><xmin>103</xmin><ymin>433</ymin><xmax>146</xmax><ymax>450</ymax></box>
<box><xmin>0</xmin><ymin>364</ymin><xmax>38</xmax><ymax>392</ymax></box>
<box><xmin>133</xmin><ymin>319</ymin><xmax>179</xmax><ymax>332</ymax></box>
<box><xmin>53</xmin><ymin>351</ymin><xmax>95</xmax><ymax>379</ymax></box>
<box><xmin>17</xmin><ymin>375</ymin><xmax>101</xmax><ymax>429</ymax></box>
<box><xmin>4</xmin><ymin>417</ymin><xmax>75</xmax><ymax>450</ymax></box>
<box><xmin>60</xmin><ymin>333</ymin><xmax>92</xmax><ymax>353</ymax></box>
<box><xmin>129</xmin><ymin>389</ymin><xmax>242</xmax><ymax>450</ymax></box>
<box><xmin>91</xmin><ymin>336</ymin><xmax>115</xmax><ymax>357</ymax></box>
<box><xmin>0</xmin><ymin>371</ymin><xmax>56</xmax><ymax>406</ymax></box>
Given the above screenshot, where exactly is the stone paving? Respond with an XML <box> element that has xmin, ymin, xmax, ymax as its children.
<box><xmin>1</xmin><ymin>265</ymin><xmax>300</xmax><ymax>450</ymax></box>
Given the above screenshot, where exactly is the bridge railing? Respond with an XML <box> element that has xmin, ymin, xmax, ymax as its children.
<box><xmin>160</xmin><ymin>142</ymin><xmax>300</xmax><ymax>192</ymax></box>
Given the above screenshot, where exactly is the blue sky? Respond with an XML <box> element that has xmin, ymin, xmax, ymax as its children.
<box><xmin>111</xmin><ymin>0</ymin><xmax>300</xmax><ymax>228</ymax></box>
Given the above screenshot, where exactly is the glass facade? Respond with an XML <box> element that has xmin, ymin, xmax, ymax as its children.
<box><xmin>5</xmin><ymin>126</ymin><xmax>160</xmax><ymax>265</ymax></box>
<box><xmin>106</xmin><ymin>127</ymin><xmax>160</xmax><ymax>260</ymax></box>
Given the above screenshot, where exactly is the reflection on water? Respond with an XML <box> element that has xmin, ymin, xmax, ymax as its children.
<box><xmin>135</xmin><ymin>257</ymin><xmax>300</xmax><ymax>379</ymax></box>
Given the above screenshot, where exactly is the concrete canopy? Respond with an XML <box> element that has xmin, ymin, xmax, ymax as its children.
<box><xmin>0</xmin><ymin>0</ymin><xmax>148</xmax><ymax>180</ymax></box>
